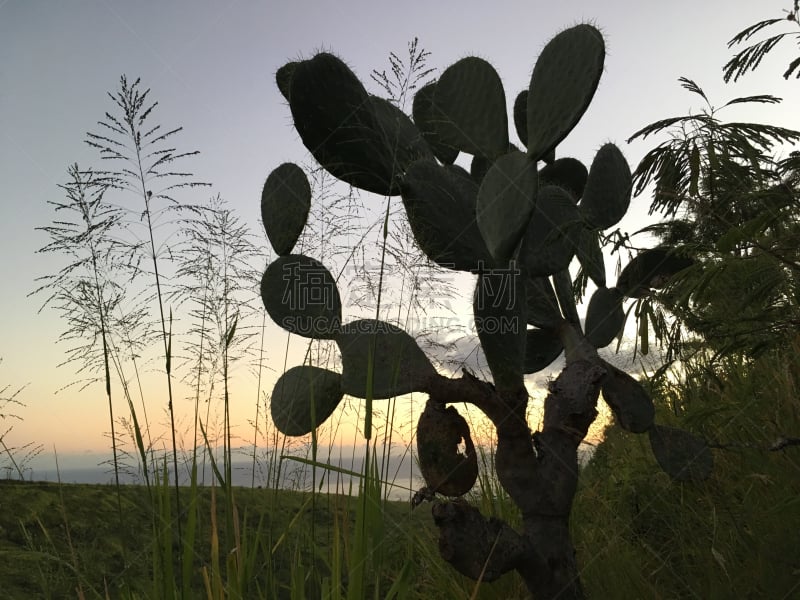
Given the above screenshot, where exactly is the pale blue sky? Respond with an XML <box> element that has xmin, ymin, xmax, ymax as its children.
<box><xmin>1</xmin><ymin>1</ymin><xmax>798</xmax><ymax>456</ymax></box>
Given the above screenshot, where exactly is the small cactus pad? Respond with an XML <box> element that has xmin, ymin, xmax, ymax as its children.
<box><xmin>477</xmin><ymin>150</ymin><xmax>538</xmax><ymax>263</ymax></box>
<box><xmin>600</xmin><ymin>362</ymin><xmax>655</xmax><ymax>433</ymax></box>
<box><xmin>369</xmin><ymin>95</ymin><xmax>433</xmax><ymax>173</ymax></box>
<box><xmin>411</xmin><ymin>82</ymin><xmax>459</xmax><ymax>164</ymax></box>
<box><xmin>579</xmin><ymin>143</ymin><xmax>632</xmax><ymax>229</ymax></box>
<box><xmin>539</xmin><ymin>157</ymin><xmax>589</xmax><ymax>202</ymax></box>
<box><xmin>275</xmin><ymin>61</ymin><xmax>297</xmax><ymax>101</ymax></box>
<box><xmin>523</xmin><ymin>328</ymin><xmax>564</xmax><ymax>373</ymax></box>
<box><xmin>519</xmin><ymin>186</ymin><xmax>581</xmax><ymax>277</ymax></box>
<box><xmin>649</xmin><ymin>424</ymin><xmax>713</xmax><ymax>482</ymax></box>
<box><xmin>617</xmin><ymin>247</ymin><xmax>694</xmax><ymax>298</ymax></box>
<box><xmin>400</xmin><ymin>160</ymin><xmax>493</xmax><ymax>271</ymax></box>
<box><xmin>261</xmin><ymin>254</ymin><xmax>341</xmax><ymax>339</ymax></box>
<box><xmin>417</xmin><ymin>402</ymin><xmax>478</xmax><ymax>497</ymax></box>
<box><xmin>261</xmin><ymin>162</ymin><xmax>311</xmax><ymax>256</ymax></box>
<box><xmin>288</xmin><ymin>52</ymin><xmax>397</xmax><ymax>195</ymax></box>
<box><xmin>474</xmin><ymin>267</ymin><xmax>526</xmax><ymax>391</ymax></box>
<box><xmin>524</xmin><ymin>271</ymin><xmax>563</xmax><ymax>328</ymax></box>
<box><xmin>337</xmin><ymin>319</ymin><xmax>436</xmax><ymax>399</ymax></box>
<box><xmin>526</xmin><ymin>24</ymin><xmax>605</xmax><ymax>160</ymax></box>
<box><xmin>271</xmin><ymin>366</ymin><xmax>344</xmax><ymax>436</ymax></box>
<box><xmin>574</xmin><ymin>227</ymin><xmax>606</xmax><ymax>287</ymax></box>
<box><xmin>433</xmin><ymin>57</ymin><xmax>509</xmax><ymax>159</ymax></box>
<box><xmin>584</xmin><ymin>287</ymin><xmax>624</xmax><ymax>348</ymax></box>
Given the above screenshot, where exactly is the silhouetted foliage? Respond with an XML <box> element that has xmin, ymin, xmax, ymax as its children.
<box><xmin>629</xmin><ymin>77</ymin><xmax>800</xmax><ymax>362</ymax></box>
<box><xmin>724</xmin><ymin>1</ymin><xmax>800</xmax><ymax>82</ymax></box>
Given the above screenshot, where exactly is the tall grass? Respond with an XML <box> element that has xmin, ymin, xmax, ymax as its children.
<box><xmin>0</xmin><ymin>359</ymin><xmax>43</xmax><ymax>480</ymax></box>
<box><xmin>85</xmin><ymin>75</ymin><xmax>211</xmax><ymax>537</ymax></box>
<box><xmin>32</xmin><ymin>164</ymin><xmax>136</xmax><ymax>525</ymax></box>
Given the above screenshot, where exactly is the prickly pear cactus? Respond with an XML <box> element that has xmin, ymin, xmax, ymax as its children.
<box><xmin>260</xmin><ymin>23</ymin><xmax>709</xmax><ymax>596</ymax></box>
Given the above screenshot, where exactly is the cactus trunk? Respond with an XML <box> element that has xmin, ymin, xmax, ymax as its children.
<box><xmin>426</xmin><ymin>358</ymin><xmax>603</xmax><ymax>598</ymax></box>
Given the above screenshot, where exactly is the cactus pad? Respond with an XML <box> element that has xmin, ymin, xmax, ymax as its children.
<box><xmin>579</xmin><ymin>143</ymin><xmax>632</xmax><ymax>229</ymax></box>
<box><xmin>513</xmin><ymin>90</ymin><xmax>528</xmax><ymax>147</ymax></box>
<box><xmin>526</xmin><ymin>24</ymin><xmax>605</xmax><ymax>160</ymax></box>
<box><xmin>275</xmin><ymin>61</ymin><xmax>297</xmax><ymax>101</ymax></box>
<box><xmin>539</xmin><ymin>157</ymin><xmax>589</xmax><ymax>202</ymax></box>
<box><xmin>400</xmin><ymin>160</ymin><xmax>493</xmax><ymax>271</ymax></box>
<box><xmin>433</xmin><ymin>56</ymin><xmax>509</xmax><ymax>159</ymax></box>
<box><xmin>412</xmin><ymin>82</ymin><xmax>459</xmax><ymax>165</ymax></box>
<box><xmin>519</xmin><ymin>186</ymin><xmax>580</xmax><ymax>277</ymax></box>
<box><xmin>271</xmin><ymin>366</ymin><xmax>344</xmax><ymax>436</ymax></box>
<box><xmin>337</xmin><ymin>319</ymin><xmax>436</xmax><ymax>399</ymax></box>
<box><xmin>524</xmin><ymin>272</ymin><xmax>563</xmax><ymax>328</ymax></box>
<box><xmin>261</xmin><ymin>162</ymin><xmax>311</xmax><ymax>256</ymax></box>
<box><xmin>553</xmin><ymin>269</ymin><xmax>581</xmax><ymax>326</ymax></box>
<box><xmin>260</xmin><ymin>254</ymin><xmax>341</xmax><ymax>339</ymax></box>
<box><xmin>288</xmin><ymin>52</ymin><xmax>397</xmax><ymax>195</ymax></box>
<box><xmin>470</xmin><ymin>154</ymin><xmax>491</xmax><ymax>185</ymax></box>
<box><xmin>523</xmin><ymin>328</ymin><xmax>564</xmax><ymax>373</ymax></box>
<box><xmin>584</xmin><ymin>287</ymin><xmax>624</xmax><ymax>348</ymax></box>
<box><xmin>600</xmin><ymin>362</ymin><xmax>655</xmax><ymax>433</ymax></box>
<box><xmin>649</xmin><ymin>424</ymin><xmax>713</xmax><ymax>482</ymax></box>
<box><xmin>474</xmin><ymin>267</ymin><xmax>526</xmax><ymax>391</ymax></box>
<box><xmin>574</xmin><ymin>227</ymin><xmax>606</xmax><ymax>287</ymax></box>
<box><xmin>477</xmin><ymin>150</ymin><xmax>538</xmax><ymax>263</ymax></box>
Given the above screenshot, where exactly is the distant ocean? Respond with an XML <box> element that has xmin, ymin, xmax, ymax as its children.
<box><xmin>11</xmin><ymin>444</ymin><xmax>595</xmax><ymax>502</ymax></box>
<box><xmin>23</xmin><ymin>467</ymin><xmax>420</xmax><ymax>502</ymax></box>
<box><xmin>14</xmin><ymin>453</ymin><xmax>424</xmax><ymax>502</ymax></box>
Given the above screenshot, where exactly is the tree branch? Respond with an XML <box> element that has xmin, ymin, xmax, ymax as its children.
<box><xmin>426</xmin><ymin>368</ymin><xmax>528</xmax><ymax>434</ymax></box>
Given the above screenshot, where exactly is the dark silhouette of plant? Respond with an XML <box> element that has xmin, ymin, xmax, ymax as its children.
<box><xmin>173</xmin><ymin>194</ymin><xmax>260</xmax><ymax>484</ymax></box>
<box><xmin>259</xmin><ymin>25</ymin><xmax>712</xmax><ymax>598</ymax></box>
<box><xmin>628</xmin><ymin>78</ymin><xmax>800</xmax><ymax>363</ymax></box>
<box><xmin>628</xmin><ymin>3</ymin><xmax>800</xmax><ymax>366</ymax></box>
<box><xmin>32</xmin><ymin>165</ymin><xmax>137</xmax><ymax>510</ymax></box>
<box><xmin>724</xmin><ymin>0</ymin><xmax>800</xmax><ymax>82</ymax></box>
<box><xmin>0</xmin><ymin>359</ymin><xmax>43</xmax><ymax>480</ymax></box>
<box><xmin>85</xmin><ymin>75</ymin><xmax>209</xmax><ymax>538</ymax></box>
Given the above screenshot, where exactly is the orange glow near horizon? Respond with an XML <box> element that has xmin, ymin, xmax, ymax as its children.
<box><xmin>7</xmin><ymin>368</ymin><xmax>612</xmax><ymax>463</ymax></box>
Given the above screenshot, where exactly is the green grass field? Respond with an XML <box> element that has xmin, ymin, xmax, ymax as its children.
<box><xmin>0</xmin><ymin>480</ymin><xmax>442</xmax><ymax>599</ymax></box>
<box><xmin>3</xmin><ymin>408</ymin><xmax>798</xmax><ymax>600</ymax></box>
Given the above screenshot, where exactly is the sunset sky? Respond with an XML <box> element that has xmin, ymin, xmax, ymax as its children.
<box><xmin>1</xmin><ymin>1</ymin><xmax>798</xmax><ymax>470</ymax></box>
